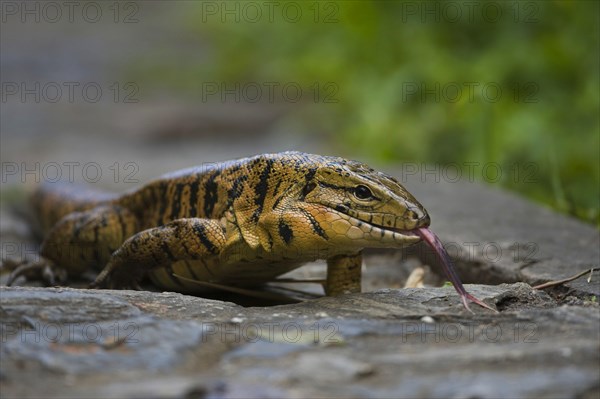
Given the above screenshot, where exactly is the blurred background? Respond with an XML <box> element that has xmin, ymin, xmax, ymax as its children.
<box><xmin>1</xmin><ymin>0</ymin><xmax>598</xmax><ymax>225</ymax></box>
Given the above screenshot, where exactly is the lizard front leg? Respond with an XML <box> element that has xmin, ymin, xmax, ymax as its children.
<box><xmin>325</xmin><ymin>252</ymin><xmax>362</xmax><ymax>295</ymax></box>
<box><xmin>92</xmin><ymin>218</ymin><xmax>225</xmax><ymax>289</ymax></box>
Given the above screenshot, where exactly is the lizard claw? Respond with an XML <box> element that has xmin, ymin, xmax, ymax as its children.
<box><xmin>3</xmin><ymin>257</ymin><xmax>67</xmax><ymax>287</ymax></box>
<box><xmin>89</xmin><ymin>261</ymin><xmax>144</xmax><ymax>291</ymax></box>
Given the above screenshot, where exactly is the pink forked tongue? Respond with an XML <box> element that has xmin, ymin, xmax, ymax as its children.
<box><xmin>415</xmin><ymin>227</ymin><xmax>498</xmax><ymax>313</ymax></box>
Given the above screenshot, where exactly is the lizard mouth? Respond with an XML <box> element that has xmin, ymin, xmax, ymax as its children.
<box><xmin>374</xmin><ymin>224</ymin><xmax>421</xmax><ymax>240</ymax></box>
<box><xmin>325</xmin><ymin>206</ymin><xmax>422</xmax><ymax>244</ymax></box>
<box><xmin>388</xmin><ymin>227</ymin><xmax>420</xmax><ymax>238</ymax></box>
<box><xmin>359</xmin><ymin>219</ymin><xmax>422</xmax><ymax>244</ymax></box>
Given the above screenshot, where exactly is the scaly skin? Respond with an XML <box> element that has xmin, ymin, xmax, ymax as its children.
<box><xmin>29</xmin><ymin>152</ymin><xmax>430</xmax><ymax>296</ymax></box>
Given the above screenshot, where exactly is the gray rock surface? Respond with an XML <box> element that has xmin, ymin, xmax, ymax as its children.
<box><xmin>1</xmin><ymin>4</ymin><xmax>599</xmax><ymax>398</ymax></box>
<box><xmin>1</xmin><ymin>284</ymin><xmax>598</xmax><ymax>399</ymax></box>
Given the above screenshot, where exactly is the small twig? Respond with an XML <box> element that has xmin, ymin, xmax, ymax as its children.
<box><xmin>533</xmin><ymin>268</ymin><xmax>599</xmax><ymax>290</ymax></box>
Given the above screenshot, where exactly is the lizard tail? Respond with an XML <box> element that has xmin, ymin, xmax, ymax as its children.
<box><xmin>31</xmin><ymin>182</ymin><xmax>118</xmax><ymax>235</ymax></box>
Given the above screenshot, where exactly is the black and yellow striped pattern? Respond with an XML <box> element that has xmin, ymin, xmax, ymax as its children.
<box><xmin>31</xmin><ymin>152</ymin><xmax>430</xmax><ymax>296</ymax></box>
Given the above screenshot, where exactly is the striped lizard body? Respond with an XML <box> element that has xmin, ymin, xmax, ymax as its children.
<box><xmin>28</xmin><ymin>151</ymin><xmax>431</xmax><ymax>296</ymax></box>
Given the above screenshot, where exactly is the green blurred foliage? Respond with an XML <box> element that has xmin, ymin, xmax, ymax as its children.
<box><xmin>133</xmin><ymin>1</ymin><xmax>599</xmax><ymax>225</ymax></box>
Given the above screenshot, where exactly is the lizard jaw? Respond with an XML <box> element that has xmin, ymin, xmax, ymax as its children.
<box><xmin>322</xmin><ymin>207</ymin><xmax>423</xmax><ymax>247</ymax></box>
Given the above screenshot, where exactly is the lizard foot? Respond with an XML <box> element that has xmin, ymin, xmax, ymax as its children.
<box><xmin>2</xmin><ymin>257</ymin><xmax>67</xmax><ymax>286</ymax></box>
<box><xmin>89</xmin><ymin>279</ymin><xmax>143</xmax><ymax>291</ymax></box>
<box><xmin>89</xmin><ymin>261</ymin><xmax>144</xmax><ymax>291</ymax></box>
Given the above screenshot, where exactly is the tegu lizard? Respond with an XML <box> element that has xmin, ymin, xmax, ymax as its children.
<box><xmin>15</xmin><ymin>151</ymin><xmax>495</xmax><ymax>311</ymax></box>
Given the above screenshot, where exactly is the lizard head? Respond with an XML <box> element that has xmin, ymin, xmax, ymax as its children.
<box><xmin>295</xmin><ymin>156</ymin><xmax>430</xmax><ymax>250</ymax></box>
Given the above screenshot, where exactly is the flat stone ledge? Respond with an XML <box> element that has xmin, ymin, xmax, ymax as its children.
<box><xmin>1</xmin><ymin>284</ymin><xmax>598</xmax><ymax>399</ymax></box>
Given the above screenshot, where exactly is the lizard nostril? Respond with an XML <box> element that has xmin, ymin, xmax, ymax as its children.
<box><xmin>408</xmin><ymin>209</ymin><xmax>430</xmax><ymax>226</ymax></box>
<box><xmin>409</xmin><ymin>211</ymin><xmax>420</xmax><ymax>220</ymax></box>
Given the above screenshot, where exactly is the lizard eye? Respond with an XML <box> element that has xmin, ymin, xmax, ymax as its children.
<box><xmin>353</xmin><ymin>185</ymin><xmax>373</xmax><ymax>200</ymax></box>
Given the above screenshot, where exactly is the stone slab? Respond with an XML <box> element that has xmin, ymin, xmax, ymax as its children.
<box><xmin>1</xmin><ymin>284</ymin><xmax>598</xmax><ymax>399</ymax></box>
